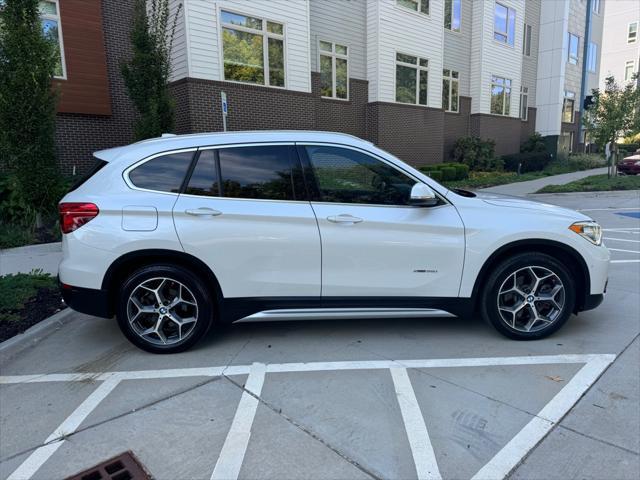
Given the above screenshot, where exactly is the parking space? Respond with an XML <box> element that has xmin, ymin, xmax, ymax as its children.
<box><xmin>1</xmin><ymin>190</ymin><xmax>639</xmax><ymax>480</ymax></box>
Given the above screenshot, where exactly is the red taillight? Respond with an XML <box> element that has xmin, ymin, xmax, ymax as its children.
<box><xmin>59</xmin><ymin>202</ymin><xmax>99</xmax><ymax>234</ymax></box>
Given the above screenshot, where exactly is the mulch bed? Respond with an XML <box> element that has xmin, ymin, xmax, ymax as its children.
<box><xmin>0</xmin><ymin>286</ymin><xmax>66</xmax><ymax>343</ymax></box>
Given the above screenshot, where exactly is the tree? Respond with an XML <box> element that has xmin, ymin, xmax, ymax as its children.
<box><xmin>122</xmin><ymin>0</ymin><xmax>181</xmax><ymax>141</ymax></box>
<box><xmin>583</xmin><ymin>75</ymin><xmax>640</xmax><ymax>151</ymax></box>
<box><xmin>0</xmin><ymin>0</ymin><xmax>62</xmax><ymax>223</ymax></box>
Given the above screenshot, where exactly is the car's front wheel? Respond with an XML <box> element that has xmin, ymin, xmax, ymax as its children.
<box><xmin>481</xmin><ymin>253</ymin><xmax>576</xmax><ymax>340</ymax></box>
<box><xmin>116</xmin><ymin>265</ymin><xmax>214</xmax><ymax>353</ymax></box>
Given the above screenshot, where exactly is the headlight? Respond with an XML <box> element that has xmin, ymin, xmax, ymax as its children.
<box><xmin>569</xmin><ymin>221</ymin><xmax>602</xmax><ymax>245</ymax></box>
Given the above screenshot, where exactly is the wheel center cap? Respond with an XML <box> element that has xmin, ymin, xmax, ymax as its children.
<box><xmin>526</xmin><ymin>295</ymin><xmax>535</xmax><ymax>303</ymax></box>
<box><xmin>159</xmin><ymin>307</ymin><xmax>168</xmax><ymax>315</ymax></box>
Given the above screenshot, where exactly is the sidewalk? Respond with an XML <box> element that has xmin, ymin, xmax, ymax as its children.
<box><xmin>0</xmin><ymin>242</ymin><xmax>62</xmax><ymax>276</ymax></box>
<box><xmin>479</xmin><ymin>167</ymin><xmax>608</xmax><ymax>196</ymax></box>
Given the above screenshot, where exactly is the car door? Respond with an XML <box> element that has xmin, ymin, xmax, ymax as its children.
<box><xmin>172</xmin><ymin>144</ymin><xmax>321</xmax><ymax>300</ymax></box>
<box><xmin>299</xmin><ymin>144</ymin><xmax>465</xmax><ymax>299</ymax></box>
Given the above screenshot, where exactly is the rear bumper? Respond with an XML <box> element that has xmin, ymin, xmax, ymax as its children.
<box><xmin>60</xmin><ymin>282</ymin><xmax>112</xmax><ymax>318</ymax></box>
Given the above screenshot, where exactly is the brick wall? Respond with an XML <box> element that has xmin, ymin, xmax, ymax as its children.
<box><xmin>443</xmin><ymin>97</ymin><xmax>471</xmax><ymax>160</ymax></box>
<box><xmin>366</xmin><ymin>102</ymin><xmax>445</xmax><ymax>166</ymax></box>
<box><xmin>470</xmin><ymin>113</ymin><xmax>523</xmax><ymax>157</ymax></box>
<box><xmin>520</xmin><ymin>108</ymin><xmax>537</xmax><ymax>145</ymax></box>
<box><xmin>54</xmin><ymin>0</ymin><xmax>136</xmax><ymax>174</ymax></box>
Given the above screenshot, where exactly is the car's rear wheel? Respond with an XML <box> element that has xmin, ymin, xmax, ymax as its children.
<box><xmin>481</xmin><ymin>253</ymin><xmax>576</xmax><ymax>340</ymax></box>
<box><xmin>116</xmin><ymin>265</ymin><xmax>214</xmax><ymax>353</ymax></box>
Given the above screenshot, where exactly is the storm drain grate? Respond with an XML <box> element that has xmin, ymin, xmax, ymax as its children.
<box><xmin>65</xmin><ymin>451</ymin><xmax>152</xmax><ymax>480</ymax></box>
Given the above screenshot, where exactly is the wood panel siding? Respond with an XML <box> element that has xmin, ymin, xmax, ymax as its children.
<box><xmin>54</xmin><ymin>0</ymin><xmax>111</xmax><ymax>115</ymax></box>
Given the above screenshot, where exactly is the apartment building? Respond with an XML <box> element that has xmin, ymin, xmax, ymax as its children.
<box><xmin>42</xmin><ymin>0</ymin><xmax>603</xmax><ymax>172</ymax></box>
<box><xmin>600</xmin><ymin>0</ymin><xmax>640</xmax><ymax>89</ymax></box>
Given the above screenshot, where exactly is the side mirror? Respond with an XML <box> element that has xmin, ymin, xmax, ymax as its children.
<box><xmin>410</xmin><ymin>183</ymin><xmax>438</xmax><ymax>207</ymax></box>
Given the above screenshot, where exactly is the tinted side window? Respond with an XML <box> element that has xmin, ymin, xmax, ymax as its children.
<box><xmin>129</xmin><ymin>151</ymin><xmax>194</xmax><ymax>193</ymax></box>
<box><xmin>185</xmin><ymin>150</ymin><xmax>220</xmax><ymax>197</ymax></box>
<box><xmin>305</xmin><ymin>146</ymin><xmax>415</xmax><ymax>205</ymax></box>
<box><xmin>219</xmin><ymin>146</ymin><xmax>296</xmax><ymax>201</ymax></box>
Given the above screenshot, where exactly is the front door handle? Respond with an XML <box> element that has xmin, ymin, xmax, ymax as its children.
<box><xmin>327</xmin><ymin>214</ymin><xmax>363</xmax><ymax>224</ymax></box>
<box><xmin>185</xmin><ymin>207</ymin><xmax>222</xmax><ymax>217</ymax></box>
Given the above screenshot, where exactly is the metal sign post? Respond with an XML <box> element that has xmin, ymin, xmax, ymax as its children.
<box><xmin>221</xmin><ymin>91</ymin><xmax>228</xmax><ymax>132</ymax></box>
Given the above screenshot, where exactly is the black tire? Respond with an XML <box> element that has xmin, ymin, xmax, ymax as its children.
<box><xmin>480</xmin><ymin>253</ymin><xmax>576</xmax><ymax>340</ymax></box>
<box><xmin>116</xmin><ymin>264</ymin><xmax>214</xmax><ymax>353</ymax></box>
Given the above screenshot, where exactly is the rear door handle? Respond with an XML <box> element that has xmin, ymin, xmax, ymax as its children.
<box><xmin>185</xmin><ymin>208</ymin><xmax>222</xmax><ymax>217</ymax></box>
<box><xmin>327</xmin><ymin>214</ymin><xmax>363</xmax><ymax>224</ymax></box>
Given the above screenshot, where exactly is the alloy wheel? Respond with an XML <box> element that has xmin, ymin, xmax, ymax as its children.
<box><xmin>127</xmin><ymin>277</ymin><xmax>199</xmax><ymax>346</ymax></box>
<box><xmin>496</xmin><ymin>266</ymin><xmax>565</xmax><ymax>333</ymax></box>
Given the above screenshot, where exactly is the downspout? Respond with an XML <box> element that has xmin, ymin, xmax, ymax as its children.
<box><xmin>578</xmin><ymin>0</ymin><xmax>593</xmax><ymax>152</ymax></box>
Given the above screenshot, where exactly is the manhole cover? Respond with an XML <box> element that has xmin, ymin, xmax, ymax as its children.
<box><xmin>65</xmin><ymin>451</ymin><xmax>151</xmax><ymax>480</ymax></box>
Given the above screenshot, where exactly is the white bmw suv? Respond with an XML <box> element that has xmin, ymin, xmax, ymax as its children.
<box><xmin>58</xmin><ymin>131</ymin><xmax>609</xmax><ymax>353</ymax></box>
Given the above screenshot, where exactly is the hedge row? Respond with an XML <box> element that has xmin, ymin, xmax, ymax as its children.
<box><xmin>419</xmin><ymin>162</ymin><xmax>469</xmax><ymax>181</ymax></box>
<box><xmin>502</xmin><ymin>152</ymin><xmax>551</xmax><ymax>173</ymax></box>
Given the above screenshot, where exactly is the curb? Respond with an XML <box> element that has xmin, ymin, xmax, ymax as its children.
<box><xmin>0</xmin><ymin>308</ymin><xmax>76</xmax><ymax>363</ymax></box>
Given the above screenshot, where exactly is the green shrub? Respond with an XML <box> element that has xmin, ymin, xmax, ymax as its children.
<box><xmin>520</xmin><ymin>132</ymin><xmax>547</xmax><ymax>153</ymax></box>
<box><xmin>617</xmin><ymin>143</ymin><xmax>639</xmax><ymax>153</ymax></box>
<box><xmin>440</xmin><ymin>167</ymin><xmax>457</xmax><ymax>181</ymax></box>
<box><xmin>451</xmin><ymin>136</ymin><xmax>499</xmax><ymax>171</ymax></box>
<box><xmin>427</xmin><ymin>170</ymin><xmax>443</xmax><ymax>181</ymax></box>
<box><xmin>452</xmin><ymin>163</ymin><xmax>469</xmax><ymax>179</ymax></box>
<box><xmin>502</xmin><ymin>152</ymin><xmax>551</xmax><ymax>173</ymax></box>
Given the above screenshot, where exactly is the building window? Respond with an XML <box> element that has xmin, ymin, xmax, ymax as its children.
<box><xmin>522</xmin><ymin>23</ymin><xmax>532</xmax><ymax>56</ymax></box>
<box><xmin>587</xmin><ymin>42</ymin><xmax>597</xmax><ymax>72</ymax></box>
<box><xmin>562</xmin><ymin>91</ymin><xmax>575</xmax><ymax>123</ymax></box>
<box><xmin>520</xmin><ymin>86</ymin><xmax>528</xmax><ymax>121</ymax></box>
<box><xmin>319</xmin><ymin>41</ymin><xmax>348</xmax><ymax>100</ymax></box>
<box><xmin>592</xmin><ymin>0</ymin><xmax>600</xmax><ymax>14</ymax></box>
<box><xmin>39</xmin><ymin>0</ymin><xmax>66</xmax><ymax>78</ymax></box>
<box><xmin>628</xmin><ymin>22</ymin><xmax>638</xmax><ymax>44</ymax></box>
<box><xmin>567</xmin><ymin>33</ymin><xmax>579</xmax><ymax>65</ymax></box>
<box><xmin>490</xmin><ymin>75</ymin><xmax>511</xmax><ymax>115</ymax></box>
<box><xmin>625</xmin><ymin>60</ymin><xmax>636</xmax><ymax>82</ymax></box>
<box><xmin>220</xmin><ymin>10</ymin><xmax>285</xmax><ymax>88</ymax></box>
<box><xmin>442</xmin><ymin>69</ymin><xmax>459</xmax><ymax>112</ymax></box>
<box><xmin>494</xmin><ymin>2</ymin><xmax>516</xmax><ymax>46</ymax></box>
<box><xmin>397</xmin><ymin>0</ymin><xmax>429</xmax><ymax>15</ymax></box>
<box><xmin>444</xmin><ymin>0</ymin><xmax>461</xmax><ymax>32</ymax></box>
<box><xmin>560</xmin><ymin>132</ymin><xmax>574</xmax><ymax>153</ymax></box>
<box><xmin>395</xmin><ymin>53</ymin><xmax>429</xmax><ymax>106</ymax></box>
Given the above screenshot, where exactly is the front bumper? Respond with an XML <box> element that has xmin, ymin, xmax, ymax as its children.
<box><xmin>60</xmin><ymin>282</ymin><xmax>112</xmax><ymax>318</ymax></box>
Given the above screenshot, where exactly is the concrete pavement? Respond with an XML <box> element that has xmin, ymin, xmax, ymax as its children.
<box><xmin>0</xmin><ymin>242</ymin><xmax>61</xmax><ymax>276</ymax></box>
<box><xmin>479</xmin><ymin>167</ymin><xmax>608</xmax><ymax>196</ymax></box>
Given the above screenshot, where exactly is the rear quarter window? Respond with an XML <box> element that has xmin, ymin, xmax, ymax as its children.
<box><xmin>128</xmin><ymin>151</ymin><xmax>194</xmax><ymax>193</ymax></box>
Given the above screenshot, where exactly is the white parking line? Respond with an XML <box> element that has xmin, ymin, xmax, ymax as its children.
<box><xmin>7</xmin><ymin>376</ymin><xmax>121</xmax><ymax>480</ymax></box>
<box><xmin>608</xmin><ymin>248</ymin><xmax>640</xmax><ymax>254</ymax></box>
<box><xmin>1</xmin><ymin>355</ymin><xmax>617</xmax><ymax>480</ymax></box>
<box><xmin>578</xmin><ymin>208</ymin><xmax>639</xmax><ymax>212</ymax></box>
<box><xmin>211</xmin><ymin>363</ymin><xmax>266</xmax><ymax>480</ymax></box>
<box><xmin>611</xmin><ymin>259</ymin><xmax>640</xmax><ymax>264</ymax></box>
<box><xmin>391</xmin><ymin>367</ymin><xmax>441</xmax><ymax>480</ymax></box>
<box><xmin>471</xmin><ymin>355</ymin><xmax>613</xmax><ymax>479</ymax></box>
<box><xmin>0</xmin><ymin>354</ymin><xmax>616</xmax><ymax>385</ymax></box>
<box><xmin>604</xmin><ymin>237</ymin><xmax>640</xmax><ymax>243</ymax></box>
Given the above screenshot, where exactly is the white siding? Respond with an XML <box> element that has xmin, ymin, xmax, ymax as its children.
<box><xmin>366</xmin><ymin>0</ymin><xmax>380</xmax><ymax>101</ymax></box>
<box><xmin>443</xmin><ymin>0</ymin><xmax>472</xmax><ymax>97</ymax></box>
<box><xmin>469</xmin><ymin>0</ymin><xmax>525</xmax><ymax>116</ymax></box>
<box><xmin>169</xmin><ymin>0</ymin><xmax>189</xmax><ymax>81</ymax></box>
<box><xmin>370</xmin><ymin>0</ymin><xmax>445</xmax><ymax>107</ymax></box>
<box><xmin>180</xmin><ymin>0</ymin><xmax>311</xmax><ymax>92</ymax></box>
<box><xmin>600</xmin><ymin>0</ymin><xmax>640</xmax><ymax>89</ymax></box>
<box><xmin>521</xmin><ymin>0</ymin><xmax>540</xmax><ymax>107</ymax></box>
<box><xmin>310</xmin><ymin>0</ymin><xmax>366</xmax><ymax>80</ymax></box>
<box><xmin>564</xmin><ymin>0</ymin><xmax>586</xmax><ymax>108</ymax></box>
<box><xmin>535</xmin><ymin>0</ymin><xmax>570</xmax><ymax>136</ymax></box>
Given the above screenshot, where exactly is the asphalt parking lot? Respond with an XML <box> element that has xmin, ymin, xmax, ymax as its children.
<box><xmin>1</xmin><ymin>190</ymin><xmax>639</xmax><ymax>480</ymax></box>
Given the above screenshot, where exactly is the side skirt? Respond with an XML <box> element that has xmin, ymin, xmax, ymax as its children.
<box><xmin>221</xmin><ymin>297</ymin><xmax>474</xmax><ymax>324</ymax></box>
